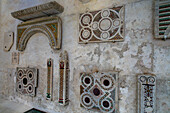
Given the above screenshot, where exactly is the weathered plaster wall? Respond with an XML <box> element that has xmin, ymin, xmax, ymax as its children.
<box><xmin>0</xmin><ymin>0</ymin><xmax>169</xmax><ymax>113</ymax></box>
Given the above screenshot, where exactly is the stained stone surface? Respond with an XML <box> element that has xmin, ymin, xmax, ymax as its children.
<box><xmin>0</xmin><ymin>0</ymin><xmax>170</xmax><ymax>113</ymax></box>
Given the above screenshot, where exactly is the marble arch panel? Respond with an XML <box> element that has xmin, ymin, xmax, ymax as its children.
<box><xmin>17</xmin><ymin>16</ymin><xmax>62</xmax><ymax>51</ymax></box>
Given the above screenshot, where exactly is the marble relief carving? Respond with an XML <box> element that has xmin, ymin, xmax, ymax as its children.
<box><xmin>16</xmin><ymin>67</ymin><xmax>38</xmax><ymax>97</ymax></box>
<box><xmin>46</xmin><ymin>58</ymin><xmax>53</xmax><ymax>100</ymax></box>
<box><xmin>12</xmin><ymin>52</ymin><xmax>19</xmax><ymax>65</ymax></box>
<box><xmin>17</xmin><ymin>16</ymin><xmax>62</xmax><ymax>51</ymax></box>
<box><xmin>79</xmin><ymin>6</ymin><xmax>124</xmax><ymax>43</ymax></box>
<box><xmin>11</xmin><ymin>1</ymin><xmax>64</xmax><ymax>21</ymax></box>
<box><xmin>137</xmin><ymin>74</ymin><xmax>156</xmax><ymax>113</ymax></box>
<box><xmin>4</xmin><ymin>32</ymin><xmax>14</xmax><ymax>52</ymax></box>
<box><xmin>154</xmin><ymin>0</ymin><xmax>170</xmax><ymax>39</ymax></box>
<box><xmin>80</xmin><ymin>72</ymin><xmax>119</xmax><ymax>112</ymax></box>
<box><xmin>59</xmin><ymin>51</ymin><xmax>69</xmax><ymax>106</ymax></box>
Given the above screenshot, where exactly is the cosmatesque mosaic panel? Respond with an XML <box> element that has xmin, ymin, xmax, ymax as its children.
<box><xmin>79</xmin><ymin>6</ymin><xmax>124</xmax><ymax>43</ymax></box>
<box><xmin>17</xmin><ymin>16</ymin><xmax>62</xmax><ymax>51</ymax></box>
<box><xmin>80</xmin><ymin>72</ymin><xmax>119</xmax><ymax>112</ymax></box>
<box><xmin>46</xmin><ymin>58</ymin><xmax>53</xmax><ymax>100</ymax></box>
<box><xmin>16</xmin><ymin>67</ymin><xmax>38</xmax><ymax>97</ymax></box>
<box><xmin>59</xmin><ymin>51</ymin><xmax>69</xmax><ymax>106</ymax></box>
<box><xmin>137</xmin><ymin>74</ymin><xmax>156</xmax><ymax>113</ymax></box>
<box><xmin>154</xmin><ymin>0</ymin><xmax>170</xmax><ymax>39</ymax></box>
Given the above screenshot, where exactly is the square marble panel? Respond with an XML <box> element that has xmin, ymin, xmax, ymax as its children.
<box><xmin>79</xmin><ymin>6</ymin><xmax>124</xmax><ymax>43</ymax></box>
<box><xmin>137</xmin><ymin>74</ymin><xmax>156</xmax><ymax>113</ymax></box>
<box><xmin>80</xmin><ymin>72</ymin><xmax>119</xmax><ymax>112</ymax></box>
<box><xmin>16</xmin><ymin>67</ymin><xmax>38</xmax><ymax>97</ymax></box>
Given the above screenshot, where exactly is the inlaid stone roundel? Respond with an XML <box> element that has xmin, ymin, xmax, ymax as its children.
<box><xmin>79</xmin><ymin>6</ymin><xmax>124</xmax><ymax>43</ymax></box>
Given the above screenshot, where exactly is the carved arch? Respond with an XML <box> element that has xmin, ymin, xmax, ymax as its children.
<box><xmin>17</xmin><ymin>17</ymin><xmax>62</xmax><ymax>51</ymax></box>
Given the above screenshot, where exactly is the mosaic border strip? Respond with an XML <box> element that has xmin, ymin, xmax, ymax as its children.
<box><xmin>137</xmin><ymin>74</ymin><xmax>156</xmax><ymax>113</ymax></box>
<box><xmin>46</xmin><ymin>58</ymin><xmax>53</xmax><ymax>100</ymax></box>
<box><xmin>59</xmin><ymin>51</ymin><xmax>69</xmax><ymax>106</ymax></box>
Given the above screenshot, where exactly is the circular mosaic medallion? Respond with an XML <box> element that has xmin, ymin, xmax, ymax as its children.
<box><xmin>80</xmin><ymin>93</ymin><xmax>94</xmax><ymax>109</ymax></box>
<box><xmin>17</xmin><ymin>82</ymin><xmax>23</xmax><ymax>92</ymax></box>
<box><xmin>100</xmin><ymin>32</ymin><xmax>110</xmax><ymax>40</ymax></box>
<box><xmin>140</xmin><ymin>76</ymin><xmax>146</xmax><ymax>82</ymax></box>
<box><xmin>100</xmin><ymin>74</ymin><xmax>115</xmax><ymax>91</ymax></box>
<box><xmin>22</xmin><ymin>77</ymin><xmax>28</xmax><ymax>86</ymax></box>
<box><xmin>99</xmin><ymin>18</ymin><xmax>112</xmax><ymax>31</ymax></box>
<box><xmin>113</xmin><ymin>19</ymin><xmax>120</xmax><ymax>28</ymax></box>
<box><xmin>81</xmin><ymin>73</ymin><xmax>94</xmax><ymax>87</ymax></box>
<box><xmin>27</xmin><ymin>84</ymin><xmax>34</xmax><ymax>94</ymax></box>
<box><xmin>99</xmin><ymin>97</ymin><xmax>114</xmax><ymax>112</ymax></box>
<box><xmin>148</xmin><ymin>76</ymin><xmax>155</xmax><ymax>83</ymax></box>
<box><xmin>92</xmin><ymin>22</ymin><xmax>98</xmax><ymax>30</ymax></box>
<box><xmin>80</xmin><ymin>27</ymin><xmax>92</xmax><ymax>41</ymax></box>
<box><xmin>27</xmin><ymin>71</ymin><xmax>34</xmax><ymax>80</ymax></box>
<box><xmin>17</xmin><ymin>70</ymin><xmax>23</xmax><ymax>79</ymax></box>
<box><xmin>101</xmin><ymin>9</ymin><xmax>110</xmax><ymax>17</ymax></box>
<box><xmin>80</xmin><ymin>13</ymin><xmax>93</xmax><ymax>27</ymax></box>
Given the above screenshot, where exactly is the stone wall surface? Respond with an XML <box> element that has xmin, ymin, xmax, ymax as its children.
<box><xmin>0</xmin><ymin>0</ymin><xmax>169</xmax><ymax>113</ymax></box>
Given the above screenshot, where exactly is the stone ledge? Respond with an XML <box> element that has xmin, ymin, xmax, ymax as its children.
<box><xmin>11</xmin><ymin>1</ymin><xmax>64</xmax><ymax>21</ymax></box>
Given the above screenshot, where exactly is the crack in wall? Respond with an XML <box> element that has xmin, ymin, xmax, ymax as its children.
<box><xmin>131</xmin><ymin>42</ymin><xmax>154</xmax><ymax>73</ymax></box>
<box><xmin>112</xmin><ymin>43</ymin><xmax>129</xmax><ymax>58</ymax></box>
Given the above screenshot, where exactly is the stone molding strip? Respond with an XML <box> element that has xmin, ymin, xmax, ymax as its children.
<box><xmin>11</xmin><ymin>1</ymin><xmax>64</xmax><ymax>21</ymax></box>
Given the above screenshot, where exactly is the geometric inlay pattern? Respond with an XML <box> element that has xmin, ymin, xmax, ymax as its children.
<box><xmin>16</xmin><ymin>67</ymin><xmax>38</xmax><ymax>97</ymax></box>
<box><xmin>154</xmin><ymin>0</ymin><xmax>170</xmax><ymax>39</ymax></box>
<box><xmin>137</xmin><ymin>74</ymin><xmax>156</xmax><ymax>113</ymax></box>
<box><xmin>17</xmin><ymin>16</ymin><xmax>62</xmax><ymax>51</ymax></box>
<box><xmin>46</xmin><ymin>58</ymin><xmax>53</xmax><ymax>100</ymax></box>
<box><xmin>59</xmin><ymin>51</ymin><xmax>69</xmax><ymax>106</ymax></box>
<box><xmin>80</xmin><ymin>72</ymin><xmax>119</xmax><ymax>112</ymax></box>
<box><xmin>79</xmin><ymin>6</ymin><xmax>124</xmax><ymax>43</ymax></box>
